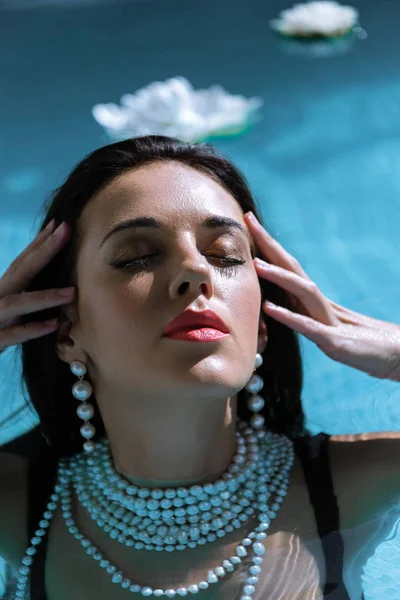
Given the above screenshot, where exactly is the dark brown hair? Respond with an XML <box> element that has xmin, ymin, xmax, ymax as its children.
<box><xmin>14</xmin><ymin>135</ymin><xmax>308</xmax><ymax>458</ymax></box>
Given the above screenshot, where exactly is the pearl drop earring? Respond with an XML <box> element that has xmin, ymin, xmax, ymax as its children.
<box><xmin>245</xmin><ymin>352</ymin><xmax>265</xmax><ymax>430</ymax></box>
<box><xmin>70</xmin><ymin>361</ymin><xmax>96</xmax><ymax>453</ymax></box>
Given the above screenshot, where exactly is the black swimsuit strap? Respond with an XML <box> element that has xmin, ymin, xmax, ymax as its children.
<box><xmin>27</xmin><ymin>446</ymin><xmax>59</xmax><ymax>600</ymax></box>
<box><xmin>293</xmin><ymin>433</ymin><xmax>352</xmax><ymax>599</ymax></box>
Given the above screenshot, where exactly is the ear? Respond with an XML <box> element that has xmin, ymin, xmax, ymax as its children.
<box><xmin>55</xmin><ymin>304</ymin><xmax>87</xmax><ymax>367</ymax></box>
<box><xmin>257</xmin><ymin>311</ymin><xmax>268</xmax><ymax>355</ymax></box>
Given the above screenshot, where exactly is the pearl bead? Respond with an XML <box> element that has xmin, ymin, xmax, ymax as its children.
<box><xmin>249</xmin><ymin>565</ymin><xmax>261</xmax><ymax>575</ymax></box>
<box><xmin>70</xmin><ymin>361</ymin><xmax>87</xmax><ymax>377</ymax></box>
<box><xmin>244</xmin><ymin>584</ymin><xmax>256</xmax><ymax>595</ymax></box>
<box><xmin>222</xmin><ymin>559</ymin><xmax>234</xmax><ymax>571</ymax></box>
<box><xmin>236</xmin><ymin>545</ymin><xmax>247</xmax><ymax>557</ymax></box>
<box><xmin>250</xmin><ymin>414</ymin><xmax>265</xmax><ymax>429</ymax></box>
<box><xmin>77</xmin><ymin>403</ymin><xmax>94</xmax><ymax>420</ymax></box>
<box><xmin>245</xmin><ymin>374</ymin><xmax>264</xmax><ymax>394</ymax></box>
<box><xmin>253</xmin><ymin>542</ymin><xmax>265</xmax><ymax>556</ymax></box>
<box><xmin>198</xmin><ymin>582</ymin><xmax>209</xmax><ymax>589</ymax></box>
<box><xmin>83</xmin><ymin>440</ymin><xmax>96</xmax><ymax>453</ymax></box>
<box><xmin>255</xmin><ymin>353</ymin><xmax>263</xmax><ymax>369</ymax></box>
<box><xmin>72</xmin><ymin>380</ymin><xmax>92</xmax><ymax>401</ymax></box>
<box><xmin>248</xmin><ymin>394</ymin><xmax>265</xmax><ymax>412</ymax></box>
<box><xmin>80</xmin><ymin>423</ymin><xmax>95</xmax><ymax>439</ymax></box>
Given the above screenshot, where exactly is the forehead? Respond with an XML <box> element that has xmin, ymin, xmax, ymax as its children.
<box><xmin>82</xmin><ymin>161</ymin><xmax>245</xmax><ymax>225</ymax></box>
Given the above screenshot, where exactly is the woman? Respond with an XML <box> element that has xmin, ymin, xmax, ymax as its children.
<box><xmin>0</xmin><ymin>135</ymin><xmax>399</xmax><ymax>599</ymax></box>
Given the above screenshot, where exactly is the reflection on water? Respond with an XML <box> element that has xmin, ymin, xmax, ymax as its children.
<box><xmin>361</xmin><ymin>518</ymin><xmax>400</xmax><ymax>599</ymax></box>
<box><xmin>278</xmin><ymin>34</ymin><xmax>357</xmax><ymax>58</ymax></box>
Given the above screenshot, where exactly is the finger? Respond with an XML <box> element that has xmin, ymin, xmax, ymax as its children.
<box><xmin>0</xmin><ymin>221</ymin><xmax>70</xmax><ymax>298</ymax></box>
<box><xmin>244</xmin><ymin>213</ymin><xmax>310</xmax><ymax>279</ymax></box>
<box><xmin>0</xmin><ymin>316</ymin><xmax>20</xmax><ymax>328</ymax></box>
<box><xmin>262</xmin><ymin>301</ymin><xmax>333</xmax><ymax>346</ymax></box>
<box><xmin>0</xmin><ymin>287</ymin><xmax>76</xmax><ymax>323</ymax></box>
<box><xmin>328</xmin><ymin>298</ymin><xmax>399</xmax><ymax>330</ymax></box>
<box><xmin>255</xmin><ymin>259</ymin><xmax>337</xmax><ymax>326</ymax></box>
<box><xmin>0</xmin><ymin>220</ymin><xmax>56</xmax><ymax>289</ymax></box>
<box><xmin>0</xmin><ymin>318</ymin><xmax>59</xmax><ymax>353</ymax></box>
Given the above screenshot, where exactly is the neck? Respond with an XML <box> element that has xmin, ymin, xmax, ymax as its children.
<box><xmin>98</xmin><ymin>390</ymin><xmax>239</xmax><ymax>489</ymax></box>
<box><xmin>114</xmin><ymin>464</ymin><xmax>233</xmax><ymax>488</ymax></box>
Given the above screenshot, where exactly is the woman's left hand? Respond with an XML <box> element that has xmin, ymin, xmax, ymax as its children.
<box><xmin>244</xmin><ymin>212</ymin><xmax>400</xmax><ymax>383</ymax></box>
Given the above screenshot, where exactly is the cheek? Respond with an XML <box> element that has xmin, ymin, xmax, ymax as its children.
<box><xmin>79</xmin><ymin>279</ymin><xmax>148</xmax><ymax>346</ymax></box>
<box><xmin>226</xmin><ymin>272</ymin><xmax>261</xmax><ymax>338</ymax></box>
<box><xmin>232</xmin><ymin>268</ymin><xmax>261</xmax><ymax>311</ymax></box>
<box><xmin>79</xmin><ymin>289</ymin><xmax>152</xmax><ymax>385</ymax></box>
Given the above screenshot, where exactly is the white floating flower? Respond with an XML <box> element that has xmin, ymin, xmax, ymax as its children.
<box><xmin>270</xmin><ymin>1</ymin><xmax>359</xmax><ymax>38</ymax></box>
<box><xmin>92</xmin><ymin>77</ymin><xmax>263</xmax><ymax>143</ymax></box>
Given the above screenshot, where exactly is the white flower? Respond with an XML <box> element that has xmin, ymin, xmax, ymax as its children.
<box><xmin>270</xmin><ymin>1</ymin><xmax>359</xmax><ymax>38</ymax></box>
<box><xmin>92</xmin><ymin>77</ymin><xmax>263</xmax><ymax>143</ymax></box>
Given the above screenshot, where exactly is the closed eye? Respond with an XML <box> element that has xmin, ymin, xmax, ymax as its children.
<box><xmin>112</xmin><ymin>254</ymin><xmax>246</xmax><ymax>272</ymax></box>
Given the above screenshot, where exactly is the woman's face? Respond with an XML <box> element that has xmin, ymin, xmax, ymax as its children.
<box><xmin>65</xmin><ymin>161</ymin><xmax>263</xmax><ymax>400</ymax></box>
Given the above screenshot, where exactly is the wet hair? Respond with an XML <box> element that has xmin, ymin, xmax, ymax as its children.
<box><xmin>12</xmin><ymin>135</ymin><xmax>308</xmax><ymax>459</ymax></box>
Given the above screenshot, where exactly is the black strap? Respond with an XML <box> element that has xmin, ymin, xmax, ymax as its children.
<box><xmin>27</xmin><ymin>446</ymin><xmax>59</xmax><ymax>600</ymax></box>
<box><xmin>293</xmin><ymin>433</ymin><xmax>352</xmax><ymax>599</ymax></box>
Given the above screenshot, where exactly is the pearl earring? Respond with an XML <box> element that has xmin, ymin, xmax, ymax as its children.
<box><xmin>245</xmin><ymin>352</ymin><xmax>265</xmax><ymax>430</ymax></box>
<box><xmin>70</xmin><ymin>361</ymin><xmax>96</xmax><ymax>453</ymax></box>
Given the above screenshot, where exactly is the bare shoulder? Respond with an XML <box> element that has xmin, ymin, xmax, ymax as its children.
<box><xmin>328</xmin><ymin>434</ymin><xmax>400</xmax><ymax>528</ymax></box>
<box><xmin>0</xmin><ymin>451</ymin><xmax>30</xmax><ymax>566</ymax></box>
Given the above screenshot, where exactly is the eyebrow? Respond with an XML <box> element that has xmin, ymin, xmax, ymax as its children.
<box><xmin>99</xmin><ymin>215</ymin><xmax>256</xmax><ymax>253</ymax></box>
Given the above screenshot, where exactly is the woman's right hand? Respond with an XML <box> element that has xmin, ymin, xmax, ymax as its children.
<box><xmin>0</xmin><ymin>219</ymin><xmax>76</xmax><ymax>353</ymax></box>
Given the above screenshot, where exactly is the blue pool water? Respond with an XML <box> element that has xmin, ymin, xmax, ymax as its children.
<box><xmin>0</xmin><ymin>0</ymin><xmax>400</xmax><ymax>596</ymax></box>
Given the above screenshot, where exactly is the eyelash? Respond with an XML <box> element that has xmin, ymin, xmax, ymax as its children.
<box><xmin>113</xmin><ymin>254</ymin><xmax>246</xmax><ymax>275</ymax></box>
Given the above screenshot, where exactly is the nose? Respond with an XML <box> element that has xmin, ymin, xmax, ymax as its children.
<box><xmin>167</xmin><ymin>242</ymin><xmax>214</xmax><ymax>300</ymax></box>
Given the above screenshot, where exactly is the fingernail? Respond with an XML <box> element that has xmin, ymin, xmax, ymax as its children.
<box><xmin>57</xmin><ymin>286</ymin><xmax>75</xmax><ymax>297</ymax></box>
<box><xmin>247</xmin><ymin>211</ymin><xmax>258</xmax><ymax>223</ymax></box>
<box><xmin>53</xmin><ymin>222</ymin><xmax>66</xmax><ymax>237</ymax></box>
<box><xmin>264</xmin><ymin>300</ymin><xmax>276</xmax><ymax>308</ymax></box>
<box><xmin>44</xmin><ymin>218</ymin><xmax>56</xmax><ymax>233</ymax></box>
<box><xmin>255</xmin><ymin>257</ymin><xmax>268</xmax><ymax>267</ymax></box>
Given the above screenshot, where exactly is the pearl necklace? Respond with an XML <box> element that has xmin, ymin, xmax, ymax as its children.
<box><xmin>14</xmin><ymin>419</ymin><xmax>294</xmax><ymax>599</ymax></box>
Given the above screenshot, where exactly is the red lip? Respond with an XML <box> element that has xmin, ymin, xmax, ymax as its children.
<box><xmin>163</xmin><ymin>309</ymin><xmax>230</xmax><ymax>336</ymax></box>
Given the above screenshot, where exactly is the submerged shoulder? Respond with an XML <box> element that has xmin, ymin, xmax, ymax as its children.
<box><xmin>328</xmin><ymin>434</ymin><xmax>400</xmax><ymax>527</ymax></box>
<box><xmin>329</xmin><ymin>432</ymin><xmax>400</xmax><ymax>476</ymax></box>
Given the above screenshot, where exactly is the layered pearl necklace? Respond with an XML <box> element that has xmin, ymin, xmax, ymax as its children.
<box><xmin>14</xmin><ymin>418</ymin><xmax>294</xmax><ymax>599</ymax></box>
